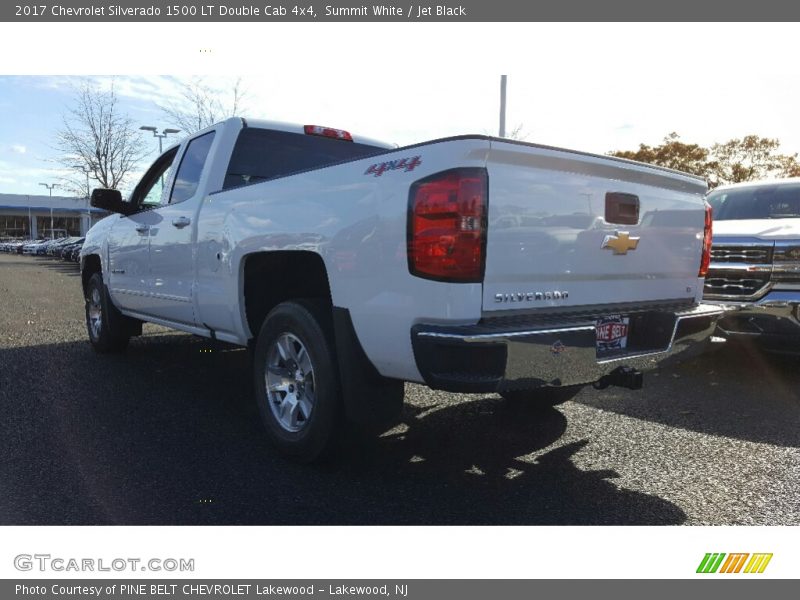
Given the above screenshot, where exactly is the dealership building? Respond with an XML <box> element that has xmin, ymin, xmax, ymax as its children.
<box><xmin>0</xmin><ymin>193</ymin><xmax>107</xmax><ymax>239</ymax></box>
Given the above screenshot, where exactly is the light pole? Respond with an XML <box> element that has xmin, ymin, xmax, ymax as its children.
<box><xmin>499</xmin><ymin>75</ymin><xmax>507</xmax><ymax>138</ymax></box>
<box><xmin>26</xmin><ymin>195</ymin><xmax>32</xmax><ymax>239</ymax></box>
<box><xmin>72</xmin><ymin>165</ymin><xmax>91</xmax><ymax>199</ymax></box>
<box><xmin>140</xmin><ymin>126</ymin><xmax>181</xmax><ymax>154</ymax></box>
<box><xmin>39</xmin><ymin>182</ymin><xmax>57</xmax><ymax>239</ymax></box>
<box><xmin>72</xmin><ymin>164</ymin><xmax>93</xmax><ymax>234</ymax></box>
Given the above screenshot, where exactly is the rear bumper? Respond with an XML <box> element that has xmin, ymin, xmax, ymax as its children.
<box><xmin>709</xmin><ymin>290</ymin><xmax>800</xmax><ymax>352</ymax></box>
<box><xmin>411</xmin><ymin>303</ymin><xmax>724</xmax><ymax>393</ymax></box>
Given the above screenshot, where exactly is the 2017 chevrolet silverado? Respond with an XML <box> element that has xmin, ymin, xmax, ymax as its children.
<box><xmin>81</xmin><ymin>117</ymin><xmax>722</xmax><ymax>460</ymax></box>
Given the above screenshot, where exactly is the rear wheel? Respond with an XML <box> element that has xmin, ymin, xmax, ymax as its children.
<box><xmin>500</xmin><ymin>386</ymin><xmax>583</xmax><ymax>411</ymax></box>
<box><xmin>253</xmin><ymin>300</ymin><xmax>342</xmax><ymax>462</ymax></box>
<box><xmin>85</xmin><ymin>272</ymin><xmax>132</xmax><ymax>353</ymax></box>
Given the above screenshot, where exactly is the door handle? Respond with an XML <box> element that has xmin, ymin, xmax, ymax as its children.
<box><xmin>172</xmin><ymin>216</ymin><xmax>191</xmax><ymax>229</ymax></box>
<box><xmin>135</xmin><ymin>224</ymin><xmax>150</xmax><ymax>234</ymax></box>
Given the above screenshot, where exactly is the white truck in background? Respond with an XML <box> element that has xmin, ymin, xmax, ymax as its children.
<box><xmin>704</xmin><ymin>178</ymin><xmax>800</xmax><ymax>353</ymax></box>
<box><xmin>81</xmin><ymin>117</ymin><xmax>722</xmax><ymax>461</ymax></box>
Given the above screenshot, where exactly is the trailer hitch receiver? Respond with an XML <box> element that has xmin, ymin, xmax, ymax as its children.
<box><xmin>593</xmin><ymin>366</ymin><xmax>643</xmax><ymax>390</ymax></box>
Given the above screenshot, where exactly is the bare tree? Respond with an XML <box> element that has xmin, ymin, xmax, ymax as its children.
<box><xmin>506</xmin><ymin>123</ymin><xmax>528</xmax><ymax>141</ymax></box>
<box><xmin>160</xmin><ymin>77</ymin><xmax>249</xmax><ymax>134</ymax></box>
<box><xmin>55</xmin><ymin>80</ymin><xmax>148</xmax><ymax>194</ymax></box>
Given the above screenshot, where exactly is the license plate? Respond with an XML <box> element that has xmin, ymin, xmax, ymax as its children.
<box><xmin>596</xmin><ymin>315</ymin><xmax>629</xmax><ymax>352</ymax></box>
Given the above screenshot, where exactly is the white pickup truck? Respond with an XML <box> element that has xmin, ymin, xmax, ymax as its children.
<box><xmin>704</xmin><ymin>177</ymin><xmax>800</xmax><ymax>353</ymax></box>
<box><xmin>81</xmin><ymin>117</ymin><xmax>722</xmax><ymax>460</ymax></box>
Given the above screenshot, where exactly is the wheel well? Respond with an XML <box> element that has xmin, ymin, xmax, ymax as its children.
<box><xmin>243</xmin><ymin>251</ymin><xmax>332</xmax><ymax>340</ymax></box>
<box><xmin>81</xmin><ymin>254</ymin><xmax>102</xmax><ymax>297</ymax></box>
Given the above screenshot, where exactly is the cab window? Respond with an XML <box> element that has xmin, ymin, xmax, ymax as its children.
<box><xmin>130</xmin><ymin>147</ymin><xmax>179</xmax><ymax>208</ymax></box>
<box><xmin>170</xmin><ymin>131</ymin><xmax>216</xmax><ymax>204</ymax></box>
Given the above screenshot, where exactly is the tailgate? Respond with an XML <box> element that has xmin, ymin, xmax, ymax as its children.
<box><xmin>483</xmin><ymin>140</ymin><xmax>708</xmax><ymax>312</ymax></box>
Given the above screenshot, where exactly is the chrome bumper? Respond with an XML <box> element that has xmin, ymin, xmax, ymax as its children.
<box><xmin>709</xmin><ymin>290</ymin><xmax>800</xmax><ymax>342</ymax></box>
<box><xmin>411</xmin><ymin>303</ymin><xmax>725</xmax><ymax>393</ymax></box>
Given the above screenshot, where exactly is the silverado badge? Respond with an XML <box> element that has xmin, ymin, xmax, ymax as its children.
<box><xmin>601</xmin><ymin>231</ymin><xmax>640</xmax><ymax>255</ymax></box>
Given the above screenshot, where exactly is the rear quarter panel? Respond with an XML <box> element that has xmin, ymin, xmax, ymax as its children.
<box><xmin>195</xmin><ymin>138</ymin><xmax>491</xmax><ymax>381</ymax></box>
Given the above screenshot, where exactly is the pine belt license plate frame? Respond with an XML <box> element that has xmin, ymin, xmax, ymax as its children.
<box><xmin>595</xmin><ymin>314</ymin><xmax>630</xmax><ymax>356</ymax></box>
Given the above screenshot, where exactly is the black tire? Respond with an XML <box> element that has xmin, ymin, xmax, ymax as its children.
<box><xmin>253</xmin><ymin>300</ymin><xmax>342</xmax><ymax>462</ymax></box>
<box><xmin>500</xmin><ymin>385</ymin><xmax>583</xmax><ymax>411</ymax></box>
<box><xmin>84</xmin><ymin>272</ymin><xmax>132</xmax><ymax>353</ymax></box>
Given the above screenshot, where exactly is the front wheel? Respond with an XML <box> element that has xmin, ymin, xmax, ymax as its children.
<box><xmin>85</xmin><ymin>272</ymin><xmax>132</xmax><ymax>353</ymax></box>
<box><xmin>253</xmin><ymin>300</ymin><xmax>342</xmax><ymax>462</ymax></box>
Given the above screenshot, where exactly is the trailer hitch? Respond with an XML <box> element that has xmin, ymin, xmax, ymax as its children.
<box><xmin>593</xmin><ymin>366</ymin><xmax>643</xmax><ymax>391</ymax></box>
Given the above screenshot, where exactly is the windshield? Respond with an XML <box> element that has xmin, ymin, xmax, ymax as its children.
<box><xmin>708</xmin><ymin>183</ymin><xmax>800</xmax><ymax>220</ymax></box>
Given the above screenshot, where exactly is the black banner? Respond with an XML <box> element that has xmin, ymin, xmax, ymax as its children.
<box><xmin>4</xmin><ymin>580</ymin><xmax>799</xmax><ymax>600</ymax></box>
<box><xmin>4</xmin><ymin>0</ymin><xmax>800</xmax><ymax>22</ymax></box>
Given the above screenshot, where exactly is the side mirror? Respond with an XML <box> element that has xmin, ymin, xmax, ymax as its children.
<box><xmin>91</xmin><ymin>188</ymin><xmax>136</xmax><ymax>216</ymax></box>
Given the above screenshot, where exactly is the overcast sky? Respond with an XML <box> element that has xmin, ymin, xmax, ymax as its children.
<box><xmin>1</xmin><ymin>22</ymin><xmax>798</xmax><ymax>196</ymax></box>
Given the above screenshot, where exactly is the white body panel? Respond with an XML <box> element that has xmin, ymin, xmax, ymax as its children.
<box><xmin>106</xmin><ymin>211</ymin><xmax>156</xmax><ymax>313</ymax></box>
<box><xmin>714</xmin><ymin>218</ymin><xmax>800</xmax><ymax>240</ymax></box>
<box><xmin>82</xmin><ymin>118</ymin><xmax>709</xmax><ymax>384</ymax></box>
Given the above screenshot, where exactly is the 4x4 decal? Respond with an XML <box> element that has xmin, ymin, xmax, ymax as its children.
<box><xmin>364</xmin><ymin>155</ymin><xmax>422</xmax><ymax>177</ymax></box>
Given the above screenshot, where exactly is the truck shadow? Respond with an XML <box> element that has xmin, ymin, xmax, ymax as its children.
<box><xmin>574</xmin><ymin>343</ymin><xmax>800</xmax><ymax>448</ymax></box>
<box><xmin>31</xmin><ymin>256</ymin><xmax>81</xmax><ymax>277</ymax></box>
<box><xmin>0</xmin><ymin>334</ymin><xmax>685</xmax><ymax>525</ymax></box>
<box><xmin>326</xmin><ymin>402</ymin><xmax>684</xmax><ymax>525</ymax></box>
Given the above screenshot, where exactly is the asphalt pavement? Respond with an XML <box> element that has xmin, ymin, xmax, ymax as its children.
<box><xmin>1</xmin><ymin>253</ymin><xmax>798</xmax><ymax>525</ymax></box>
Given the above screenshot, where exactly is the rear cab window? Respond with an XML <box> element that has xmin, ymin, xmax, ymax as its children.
<box><xmin>223</xmin><ymin>128</ymin><xmax>386</xmax><ymax>190</ymax></box>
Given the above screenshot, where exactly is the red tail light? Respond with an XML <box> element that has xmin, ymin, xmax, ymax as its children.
<box><xmin>408</xmin><ymin>168</ymin><xmax>488</xmax><ymax>282</ymax></box>
<box><xmin>303</xmin><ymin>125</ymin><xmax>353</xmax><ymax>141</ymax></box>
<box><xmin>699</xmin><ymin>202</ymin><xmax>713</xmax><ymax>277</ymax></box>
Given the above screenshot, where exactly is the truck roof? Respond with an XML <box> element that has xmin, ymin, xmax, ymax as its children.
<box><xmin>238</xmin><ymin>117</ymin><xmax>395</xmax><ymax>149</ymax></box>
<box><xmin>159</xmin><ymin>116</ymin><xmax>395</xmax><ymax>156</ymax></box>
<box><xmin>710</xmin><ymin>177</ymin><xmax>800</xmax><ymax>193</ymax></box>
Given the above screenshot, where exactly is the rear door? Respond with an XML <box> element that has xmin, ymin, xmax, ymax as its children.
<box><xmin>483</xmin><ymin>140</ymin><xmax>708</xmax><ymax>313</ymax></box>
<box><xmin>147</xmin><ymin>129</ymin><xmax>217</xmax><ymax>325</ymax></box>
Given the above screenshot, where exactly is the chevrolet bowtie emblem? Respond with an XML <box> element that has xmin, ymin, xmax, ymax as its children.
<box><xmin>601</xmin><ymin>231</ymin><xmax>640</xmax><ymax>255</ymax></box>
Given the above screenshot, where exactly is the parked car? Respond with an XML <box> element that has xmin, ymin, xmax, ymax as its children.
<box><xmin>35</xmin><ymin>239</ymin><xmax>58</xmax><ymax>255</ymax></box>
<box><xmin>10</xmin><ymin>236</ymin><xmax>82</xmax><ymax>263</ymax></box>
<box><xmin>59</xmin><ymin>238</ymin><xmax>84</xmax><ymax>261</ymax></box>
<box><xmin>0</xmin><ymin>239</ymin><xmax>27</xmax><ymax>252</ymax></box>
<box><xmin>22</xmin><ymin>240</ymin><xmax>47</xmax><ymax>255</ymax></box>
<box><xmin>45</xmin><ymin>236</ymin><xmax>78</xmax><ymax>256</ymax></box>
<box><xmin>12</xmin><ymin>240</ymin><xmax>30</xmax><ymax>253</ymax></box>
<box><xmin>704</xmin><ymin>177</ymin><xmax>800</xmax><ymax>353</ymax></box>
